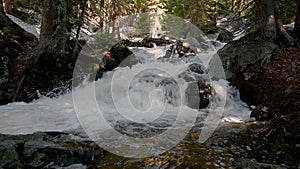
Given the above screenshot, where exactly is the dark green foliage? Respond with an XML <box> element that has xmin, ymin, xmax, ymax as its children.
<box><xmin>279</xmin><ymin>0</ymin><xmax>297</xmax><ymax>24</ymax></box>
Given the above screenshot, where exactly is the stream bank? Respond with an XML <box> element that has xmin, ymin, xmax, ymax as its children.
<box><xmin>214</xmin><ymin>37</ymin><xmax>300</xmax><ymax>139</ymax></box>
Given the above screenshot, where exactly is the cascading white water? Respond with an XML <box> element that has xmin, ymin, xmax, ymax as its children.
<box><xmin>0</xmin><ymin>44</ymin><xmax>251</xmax><ymax>136</ymax></box>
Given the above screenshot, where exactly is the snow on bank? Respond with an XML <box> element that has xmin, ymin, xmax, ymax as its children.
<box><xmin>6</xmin><ymin>12</ymin><xmax>95</xmax><ymax>40</ymax></box>
<box><xmin>6</xmin><ymin>14</ymin><xmax>40</xmax><ymax>39</ymax></box>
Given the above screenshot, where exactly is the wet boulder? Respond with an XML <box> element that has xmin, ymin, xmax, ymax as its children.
<box><xmin>179</xmin><ymin>63</ymin><xmax>211</xmax><ymax>109</ymax></box>
<box><xmin>217</xmin><ymin>28</ymin><xmax>234</xmax><ymax>43</ymax></box>
<box><xmin>164</xmin><ymin>40</ymin><xmax>199</xmax><ymax>58</ymax></box>
<box><xmin>185</xmin><ymin>82</ymin><xmax>212</xmax><ymax>109</ymax></box>
<box><xmin>178</xmin><ymin>62</ymin><xmax>208</xmax><ymax>83</ymax></box>
<box><xmin>102</xmin><ymin>43</ymin><xmax>133</xmax><ymax>71</ymax></box>
<box><xmin>197</xmin><ymin>82</ymin><xmax>212</xmax><ymax>108</ymax></box>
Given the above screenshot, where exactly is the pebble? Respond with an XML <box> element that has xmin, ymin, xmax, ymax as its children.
<box><xmin>214</xmin><ymin>163</ymin><xmax>220</xmax><ymax>167</ymax></box>
<box><xmin>246</xmin><ymin>146</ymin><xmax>252</xmax><ymax>151</ymax></box>
<box><xmin>220</xmin><ymin>162</ymin><xmax>226</xmax><ymax>167</ymax></box>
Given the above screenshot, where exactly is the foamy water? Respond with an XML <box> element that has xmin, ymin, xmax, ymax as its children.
<box><xmin>0</xmin><ymin>44</ymin><xmax>251</xmax><ymax>137</ymax></box>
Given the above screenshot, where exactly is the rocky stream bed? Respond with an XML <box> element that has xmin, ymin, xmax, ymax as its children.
<box><xmin>1</xmin><ymin>123</ymin><xmax>299</xmax><ymax>168</ymax></box>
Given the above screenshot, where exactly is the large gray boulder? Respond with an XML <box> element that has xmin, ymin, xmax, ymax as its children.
<box><xmin>209</xmin><ymin>40</ymin><xmax>278</xmax><ymax>81</ymax></box>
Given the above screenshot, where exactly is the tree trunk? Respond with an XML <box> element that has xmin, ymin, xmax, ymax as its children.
<box><xmin>264</xmin><ymin>0</ymin><xmax>293</xmax><ymax>43</ymax></box>
<box><xmin>3</xmin><ymin>0</ymin><xmax>12</xmax><ymax>13</ymax></box>
<box><xmin>100</xmin><ymin>0</ymin><xmax>105</xmax><ymax>27</ymax></box>
<box><xmin>264</xmin><ymin>0</ymin><xmax>276</xmax><ymax>41</ymax></box>
<box><xmin>72</xmin><ymin>2</ymin><xmax>86</xmax><ymax>58</ymax></box>
<box><xmin>36</xmin><ymin>0</ymin><xmax>72</xmax><ymax>83</ymax></box>
<box><xmin>39</xmin><ymin>0</ymin><xmax>69</xmax><ymax>44</ymax></box>
<box><xmin>294</xmin><ymin>0</ymin><xmax>300</xmax><ymax>39</ymax></box>
<box><xmin>147</xmin><ymin>0</ymin><xmax>164</xmax><ymax>38</ymax></box>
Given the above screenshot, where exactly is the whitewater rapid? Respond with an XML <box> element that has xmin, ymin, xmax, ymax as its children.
<box><xmin>0</xmin><ymin>44</ymin><xmax>251</xmax><ymax>136</ymax></box>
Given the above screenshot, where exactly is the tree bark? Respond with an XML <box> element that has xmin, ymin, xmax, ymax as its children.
<box><xmin>147</xmin><ymin>0</ymin><xmax>164</xmax><ymax>38</ymax></box>
<box><xmin>38</xmin><ymin>0</ymin><xmax>70</xmax><ymax>57</ymax></box>
<box><xmin>100</xmin><ymin>0</ymin><xmax>105</xmax><ymax>27</ymax></box>
<box><xmin>3</xmin><ymin>0</ymin><xmax>12</xmax><ymax>13</ymax></box>
<box><xmin>73</xmin><ymin>2</ymin><xmax>86</xmax><ymax>58</ymax></box>
<box><xmin>36</xmin><ymin>0</ymin><xmax>72</xmax><ymax>82</ymax></box>
<box><xmin>294</xmin><ymin>0</ymin><xmax>300</xmax><ymax>39</ymax></box>
<box><xmin>264</xmin><ymin>0</ymin><xmax>276</xmax><ymax>41</ymax></box>
<box><xmin>264</xmin><ymin>0</ymin><xmax>293</xmax><ymax>43</ymax></box>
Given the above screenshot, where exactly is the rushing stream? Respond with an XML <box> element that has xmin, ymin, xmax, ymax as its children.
<box><xmin>0</xmin><ymin>42</ymin><xmax>258</xmax><ymax>167</ymax></box>
<box><xmin>1</xmin><ymin>32</ymin><xmax>298</xmax><ymax>168</ymax></box>
<box><xmin>0</xmin><ymin>37</ymin><xmax>257</xmax><ymax>167</ymax></box>
<box><xmin>3</xmin><ymin>13</ymin><xmax>299</xmax><ymax>168</ymax></box>
<box><xmin>0</xmin><ymin>42</ymin><xmax>251</xmax><ymax>134</ymax></box>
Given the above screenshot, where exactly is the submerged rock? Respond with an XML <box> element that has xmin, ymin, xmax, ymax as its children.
<box><xmin>155</xmin><ymin>77</ymin><xmax>180</xmax><ymax>105</ymax></box>
<box><xmin>188</xmin><ymin>63</ymin><xmax>207</xmax><ymax>74</ymax></box>
<box><xmin>235</xmin><ymin>159</ymin><xmax>287</xmax><ymax>169</ymax></box>
<box><xmin>0</xmin><ymin>132</ymin><xmax>104</xmax><ymax>168</ymax></box>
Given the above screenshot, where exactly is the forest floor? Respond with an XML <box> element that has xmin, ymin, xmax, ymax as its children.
<box><xmin>236</xmin><ymin>46</ymin><xmax>300</xmax><ymax>139</ymax></box>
